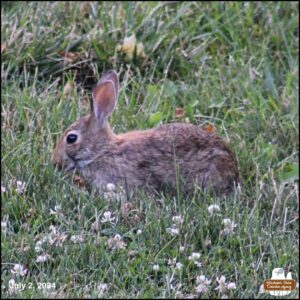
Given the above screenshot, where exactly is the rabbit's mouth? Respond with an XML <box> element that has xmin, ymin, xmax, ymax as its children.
<box><xmin>65</xmin><ymin>161</ymin><xmax>76</xmax><ymax>172</ymax></box>
<box><xmin>52</xmin><ymin>153</ymin><xmax>93</xmax><ymax>173</ymax></box>
<box><xmin>65</xmin><ymin>156</ymin><xmax>89</xmax><ymax>172</ymax></box>
<box><xmin>76</xmin><ymin>159</ymin><xmax>93</xmax><ymax>170</ymax></box>
<box><xmin>64</xmin><ymin>157</ymin><xmax>93</xmax><ymax>172</ymax></box>
<box><xmin>54</xmin><ymin>159</ymin><xmax>76</xmax><ymax>172</ymax></box>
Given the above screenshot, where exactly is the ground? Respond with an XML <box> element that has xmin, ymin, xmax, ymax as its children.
<box><xmin>1</xmin><ymin>2</ymin><xmax>299</xmax><ymax>299</ymax></box>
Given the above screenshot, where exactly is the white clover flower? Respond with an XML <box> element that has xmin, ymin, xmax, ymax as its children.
<box><xmin>195</xmin><ymin>275</ymin><xmax>211</xmax><ymax>294</ymax></box>
<box><xmin>96</xmin><ymin>283</ymin><xmax>108</xmax><ymax>297</ymax></box>
<box><xmin>49</xmin><ymin>225</ymin><xmax>57</xmax><ymax>234</ymax></box>
<box><xmin>195</xmin><ymin>261</ymin><xmax>202</xmax><ymax>268</ymax></box>
<box><xmin>168</xmin><ymin>258</ymin><xmax>177</xmax><ymax>266</ymax></box>
<box><xmin>179</xmin><ymin>245</ymin><xmax>185</xmax><ymax>252</ymax></box>
<box><xmin>176</xmin><ymin>262</ymin><xmax>183</xmax><ymax>270</ymax></box>
<box><xmin>172</xmin><ymin>215</ymin><xmax>183</xmax><ymax>225</ymax></box>
<box><xmin>54</xmin><ymin>204</ymin><xmax>61</xmax><ymax>211</ymax></box>
<box><xmin>16</xmin><ymin>181</ymin><xmax>26</xmax><ymax>194</ymax></box>
<box><xmin>153</xmin><ymin>264</ymin><xmax>160</xmax><ymax>271</ymax></box>
<box><xmin>1</xmin><ymin>220</ymin><xmax>7</xmax><ymax>231</ymax></box>
<box><xmin>222</xmin><ymin>219</ymin><xmax>237</xmax><ymax>235</ymax></box>
<box><xmin>136</xmin><ymin>229</ymin><xmax>142</xmax><ymax>235</ymax></box>
<box><xmin>106</xmin><ymin>183</ymin><xmax>116</xmax><ymax>191</ymax></box>
<box><xmin>1</xmin><ymin>215</ymin><xmax>9</xmax><ymax>233</ymax></box>
<box><xmin>49</xmin><ymin>209</ymin><xmax>56</xmax><ymax>215</ymax></box>
<box><xmin>166</xmin><ymin>226</ymin><xmax>179</xmax><ymax>236</ymax></box>
<box><xmin>50</xmin><ymin>205</ymin><xmax>64</xmax><ymax>217</ymax></box>
<box><xmin>188</xmin><ymin>252</ymin><xmax>201</xmax><ymax>261</ymax></box>
<box><xmin>227</xmin><ymin>282</ymin><xmax>236</xmax><ymax>289</ymax></box>
<box><xmin>103</xmin><ymin>186</ymin><xmax>126</xmax><ymax>202</ymax></box>
<box><xmin>36</xmin><ymin>253</ymin><xmax>51</xmax><ymax>263</ymax></box>
<box><xmin>106</xmin><ymin>234</ymin><xmax>127</xmax><ymax>250</ymax></box>
<box><xmin>205</xmin><ymin>237</ymin><xmax>212</xmax><ymax>247</ymax></box>
<box><xmin>35</xmin><ymin>241</ymin><xmax>43</xmax><ymax>253</ymax></box>
<box><xmin>41</xmin><ymin>235</ymin><xmax>49</xmax><ymax>243</ymax></box>
<box><xmin>70</xmin><ymin>234</ymin><xmax>84</xmax><ymax>243</ymax></box>
<box><xmin>215</xmin><ymin>276</ymin><xmax>236</xmax><ymax>294</ymax></box>
<box><xmin>1</xmin><ymin>185</ymin><xmax>6</xmax><ymax>193</ymax></box>
<box><xmin>97</xmin><ymin>283</ymin><xmax>108</xmax><ymax>291</ymax></box>
<box><xmin>197</xmin><ymin>275</ymin><xmax>212</xmax><ymax>285</ymax></box>
<box><xmin>50</xmin><ymin>232</ymin><xmax>67</xmax><ymax>247</ymax></box>
<box><xmin>208</xmin><ymin>204</ymin><xmax>221</xmax><ymax>215</ymax></box>
<box><xmin>215</xmin><ymin>275</ymin><xmax>227</xmax><ymax>294</ymax></box>
<box><xmin>101</xmin><ymin>211</ymin><xmax>115</xmax><ymax>224</ymax></box>
<box><xmin>45</xmin><ymin>225</ymin><xmax>67</xmax><ymax>247</ymax></box>
<box><xmin>222</xmin><ymin>219</ymin><xmax>232</xmax><ymax>226</ymax></box>
<box><xmin>10</xmin><ymin>264</ymin><xmax>27</xmax><ymax>276</ymax></box>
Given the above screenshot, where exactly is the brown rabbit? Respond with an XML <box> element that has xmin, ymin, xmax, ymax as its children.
<box><xmin>52</xmin><ymin>70</ymin><xmax>239</xmax><ymax>196</ymax></box>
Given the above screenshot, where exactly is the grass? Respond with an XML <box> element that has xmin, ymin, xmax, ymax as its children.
<box><xmin>1</xmin><ymin>1</ymin><xmax>299</xmax><ymax>299</ymax></box>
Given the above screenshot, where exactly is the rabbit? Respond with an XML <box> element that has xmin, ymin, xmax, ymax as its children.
<box><xmin>52</xmin><ymin>70</ymin><xmax>239</xmax><ymax>197</ymax></box>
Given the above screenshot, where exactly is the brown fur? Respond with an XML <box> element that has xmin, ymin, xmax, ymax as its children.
<box><xmin>52</xmin><ymin>70</ymin><xmax>239</xmax><ymax>197</ymax></box>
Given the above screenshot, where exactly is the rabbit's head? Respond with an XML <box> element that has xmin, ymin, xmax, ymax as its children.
<box><xmin>52</xmin><ymin>70</ymin><xmax>119</xmax><ymax>172</ymax></box>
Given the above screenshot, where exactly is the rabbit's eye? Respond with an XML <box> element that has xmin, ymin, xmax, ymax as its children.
<box><xmin>66</xmin><ymin>134</ymin><xmax>78</xmax><ymax>144</ymax></box>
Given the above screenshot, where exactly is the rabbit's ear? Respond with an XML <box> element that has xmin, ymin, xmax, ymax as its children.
<box><xmin>91</xmin><ymin>70</ymin><xmax>119</xmax><ymax>127</ymax></box>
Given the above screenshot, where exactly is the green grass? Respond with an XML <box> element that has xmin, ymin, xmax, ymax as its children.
<box><xmin>1</xmin><ymin>1</ymin><xmax>299</xmax><ymax>299</ymax></box>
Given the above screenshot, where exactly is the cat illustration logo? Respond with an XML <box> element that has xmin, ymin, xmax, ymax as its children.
<box><xmin>263</xmin><ymin>268</ymin><xmax>296</xmax><ymax>296</ymax></box>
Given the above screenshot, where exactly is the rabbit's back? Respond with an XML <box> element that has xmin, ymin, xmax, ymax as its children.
<box><xmin>111</xmin><ymin>123</ymin><xmax>239</xmax><ymax>195</ymax></box>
